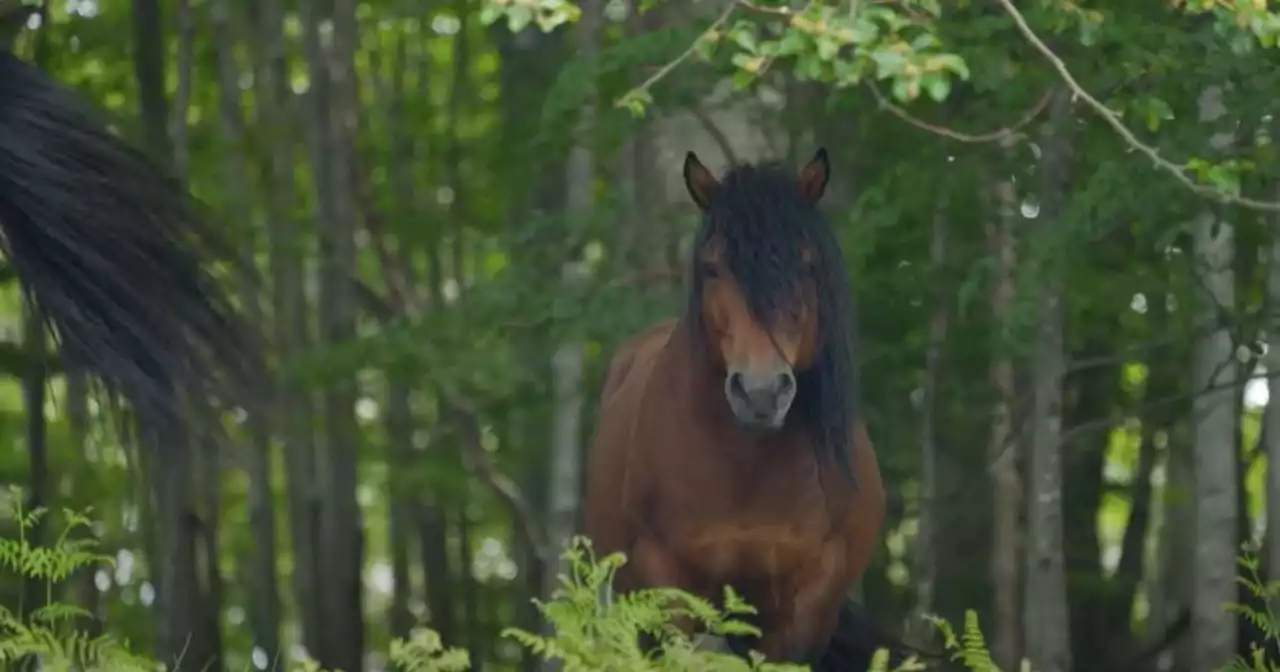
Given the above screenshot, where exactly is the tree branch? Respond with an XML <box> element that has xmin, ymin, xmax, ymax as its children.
<box><xmin>868</xmin><ymin>83</ymin><xmax>1053</xmax><ymax>144</ymax></box>
<box><xmin>689</xmin><ymin>105</ymin><xmax>740</xmax><ymax>165</ymax></box>
<box><xmin>995</xmin><ymin>0</ymin><xmax>1280</xmax><ymax>212</ymax></box>
<box><xmin>617</xmin><ymin>2</ymin><xmax>736</xmax><ymax>110</ymax></box>
<box><xmin>444</xmin><ymin>398</ymin><xmax>550</xmax><ymax>562</ymax></box>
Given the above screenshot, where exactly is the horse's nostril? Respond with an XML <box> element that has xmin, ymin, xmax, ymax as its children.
<box><xmin>777</xmin><ymin>372</ymin><xmax>795</xmax><ymax>396</ymax></box>
<box><xmin>727</xmin><ymin>372</ymin><xmax>748</xmax><ymax>400</ymax></box>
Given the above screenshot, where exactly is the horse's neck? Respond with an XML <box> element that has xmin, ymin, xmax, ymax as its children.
<box><xmin>660</xmin><ymin>317</ymin><xmax>730</xmax><ymax>422</ymax></box>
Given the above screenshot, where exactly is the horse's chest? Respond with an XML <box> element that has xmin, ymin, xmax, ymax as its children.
<box><xmin>652</xmin><ymin>466</ymin><xmax>841</xmax><ymax>580</ymax></box>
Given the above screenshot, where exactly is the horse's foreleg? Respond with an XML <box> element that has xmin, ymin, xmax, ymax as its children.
<box><xmin>628</xmin><ymin>536</ymin><xmax>702</xmax><ymax>652</ymax></box>
<box><xmin>755</xmin><ymin>555</ymin><xmax>847</xmax><ymax>664</ymax></box>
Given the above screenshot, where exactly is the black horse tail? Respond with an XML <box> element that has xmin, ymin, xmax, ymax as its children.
<box><xmin>0</xmin><ymin>51</ymin><xmax>256</xmax><ymax>427</ymax></box>
<box><xmin>815</xmin><ymin>599</ymin><xmax>947</xmax><ymax>672</ymax></box>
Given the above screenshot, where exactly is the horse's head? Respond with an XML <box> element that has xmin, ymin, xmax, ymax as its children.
<box><xmin>683</xmin><ymin>149</ymin><xmax>838</xmax><ymax>433</ymax></box>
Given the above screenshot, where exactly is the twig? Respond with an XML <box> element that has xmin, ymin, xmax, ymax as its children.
<box><xmin>616</xmin><ymin>2</ymin><xmax>736</xmax><ymax>109</ymax></box>
<box><xmin>689</xmin><ymin>105</ymin><xmax>740</xmax><ymax>165</ymax></box>
<box><xmin>735</xmin><ymin>0</ymin><xmax>792</xmax><ymax>16</ymax></box>
<box><xmin>868</xmin><ymin>83</ymin><xmax>1053</xmax><ymax>144</ymax></box>
<box><xmin>995</xmin><ymin>0</ymin><xmax>1280</xmax><ymax>212</ymax></box>
<box><xmin>736</xmin><ymin>0</ymin><xmax>926</xmax><ymax>21</ymax></box>
<box><xmin>445</xmin><ymin>399</ymin><xmax>551</xmax><ymax>562</ymax></box>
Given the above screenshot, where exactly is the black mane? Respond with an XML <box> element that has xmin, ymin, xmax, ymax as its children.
<box><xmin>686</xmin><ymin>160</ymin><xmax>859</xmax><ymax>480</ymax></box>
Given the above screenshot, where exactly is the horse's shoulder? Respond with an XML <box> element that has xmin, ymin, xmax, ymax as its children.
<box><xmin>599</xmin><ymin>318</ymin><xmax>678</xmax><ymax>403</ymax></box>
<box><xmin>832</xmin><ymin>421</ymin><xmax>886</xmax><ymax>576</ymax></box>
<box><xmin>585</xmin><ymin>319</ymin><xmax>681</xmax><ymax>554</ymax></box>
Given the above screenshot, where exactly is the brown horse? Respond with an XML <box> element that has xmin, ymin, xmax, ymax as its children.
<box><xmin>584</xmin><ymin>149</ymin><xmax>905</xmax><ymax>670</ymax></box>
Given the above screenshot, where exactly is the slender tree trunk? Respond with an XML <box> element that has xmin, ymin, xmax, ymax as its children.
<box><xmin>1190</xmin><ymin>83</ymin><xmax>1239</xmax><ymax>672</ymax></box>
<box><xmin>542</xmin><ymin>4</ymin><xmax>598</xmax><ymax>643</ymax></box>
<box><xmin>617</xmin><ymin>0</ymin><xmax>664</xmax><ymax>286</ymax></box>
<box><xmin>457</xmin><ymin>503</ymin><xmax>481</xmax><ymax>668</ymax></box>
<box><xmin>197</xmin><ymin>435</ymin><xmax>226</xmax><ymax>672</ymax></box>
<box><xmin>20</xmin><ymin>294</ymin><xmax>46</xmax><ymax>619</ymax></box>
<box><xmin>211</xmin><ymin>0</ymin><xmax>281</xmax><ymax>662</ymax></box>
<box><xmin>311</xmin><ymin>0</ymin><xmax>366</xmax><ymax>664</ymax></box>
<box><xmin>364</xmin><ymin>23</ymin><xmax>421</xmax><ymax>645</ymax></box>
<box><xmin>387</xmin><ymin>379</ymin><xmax>415</xmax><ymax>640</ymax></box>
<box><xmin>169</xmin><ymin>0</ymin><xmax>193</xmax><ymax>181</ymax></box>
<box><xmin>130</xmin><ymin>0</ymin><xmax>170</xmax><ymax>161</ymax></box>
<box><xmin>129</xmin><ymin>2</ymin><xmax>212</xmax><ymax>665</ymax></box>
<box><xmin>248</xmin><ymin>0</ymin><xmax>324</xmax><ymax>658</ymax></box>
<box><xmin>298</xmin><ymin>0</ymin><xmax>338</xmax><ymax>661</ymax></box>
<box><xmin>909</xmin><ymin>194</ymin><xmax>948</xmax><ymax>643</ymax></box>
<box><xmin>1022</xmin><ymin>88</ymin><xmax>1072</xmax><ymax>672</ymax></box>
<box><xmin>1266</xmin><ymin>170</ymin><xmax>1280</xmax><ymax>599</ymax></box>
<box><xmin>985</xmin><ymin>158</ymin><xmax>1022</xmax><ymax>671</ymax></box>
<box><xmin>447</xmin><ymin>0</ymin><xmax>470</xmax><ymax>293</ymax></box>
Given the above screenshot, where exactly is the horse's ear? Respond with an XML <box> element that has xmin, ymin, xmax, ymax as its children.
<box><xmin>797</xmin><ymin>148</ymin><xmax>830</xmax><ymax>203</ymax></box>
<box><xmin>683</xmin><ymin>151</ymin><xmax>719</xmax><ymax>211</ymax></box>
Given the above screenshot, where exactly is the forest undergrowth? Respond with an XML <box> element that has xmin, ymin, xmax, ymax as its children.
<box><xmin>0</xmin><ymin>498</ymin><xmax>1271</xmax><ymax>672</ymax></box>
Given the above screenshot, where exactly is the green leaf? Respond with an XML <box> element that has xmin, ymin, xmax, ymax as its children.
<box><xmin>932</xmin><ymin>53</ymin><xmax>970</xmax><ymax>79</ymax></box>
<box><xmin>816</xmin><ymin>35</ymin><xmax>839</xmax><ymax>60</ymax></box>
<box><xmin>729</xmin><ymin>20</ymin><xmax>759</xmax><ymax>53</ymax></box>
<box><xmin>506</xmin><ymin>5</ymin><xmax>533</xmax><ymax>33</ymax></box>
<box><xmin>730</xmin><ymin>69</ymin><xmax>756</xmax><ymax>90</ymax></box>
<box><xmin>924</xmin><ymin>74</ymin><xmax>951</xmax><ymax>102</ymax></box>
<box><xmin>478</xmin><ymin>3</ymin><xmax>505</xmax><ymax>25</ymax></box>
<box><xmin>776</xmin><ymin>28</ymin><xmax>808</xmax><ymax>56</ymax></box>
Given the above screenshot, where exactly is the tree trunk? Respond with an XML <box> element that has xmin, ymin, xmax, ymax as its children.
<box><xmin>421</xmin><ymin>505</ymin><xmax>455</xmax><ymax>644</ymax></box>
<box><xmin>542</xmin><ymin>0</ymin><xmax>598</xmax><ymax>626</ymax></box>
<box><xmin>314</xmin><ymin>0</ymin><xmax>365</xmax><ymax>665</ymax></box>
<box><xmin>387</xmin><ymin>379</ymin><xmax>415</xmax><ymax>640</ymax></box>
<box><xmin>128</xmin><ymin>2</ymin><xmax>215</xmax><ymax>665</ymax></box>
<box><xmin>617</xmin><ymin>0</ymin><xmax>664</xmax><ymax>286</ymax></box>
<box><xmin>985</xmin><ymin>157</ymin><xmax>1022</xmax><ymax>671</ymax></box>
<box><xmin>20</xmin><ymin>294</ymin><xmax>46</xmax><ymax>620</ymax></box>
<box><xmin>129</xmin><ymin>0</ymin><xmax>169</xmax><ymax>160</ymax></box>
<box><xmin>1190</xmin><ymin>83</ymin><xmax>1239</xmax><ymax>672</ymax></box>
<box><xmin>211</xmin><ymin>0</ymin><xmax>280</xmax><ymax>662</ymax></box>
<box><xmin>169</xmin><ymin>0</ymin><xmax>193</xmax><ymax>181</ymax></box>
<box><xmin>1022</xmin><ymin>88</ymin><xmax>1073</xmax><ymax>672</ymax></box>
<box><xmin>457</xmin><ymin>503</ymin><xmax>481</xmax><ymax>668</ymax></box>
<box><xmin>909</xmin><ymin>193</ymin><xmax>948</xmax><ymax>643</ymax></box>
<box><xmin>366</xmin><ymin>22</ymin><xmax>421</xmax><ymax>645</ymax></box>
<box><xmin>248</xmin><ymin>0</ymin><xmax>324</xmax><ymax>658</ymax></box>
<box><xmin>1266</xmin><ymin>171</ymin><xmax>1280</xmax><ymax>601</ymax></box>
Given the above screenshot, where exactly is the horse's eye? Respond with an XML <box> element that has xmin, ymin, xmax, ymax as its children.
<box><xmin>701</xmin><ymin>263</ymin><xmax>720</xmax><ymax>279</ymax></box>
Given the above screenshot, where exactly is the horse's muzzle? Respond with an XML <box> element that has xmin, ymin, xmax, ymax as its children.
<box><xmin>724</xmin><ymin>367</ymin><xmax>797</xmax><ymax>430</ymax></box>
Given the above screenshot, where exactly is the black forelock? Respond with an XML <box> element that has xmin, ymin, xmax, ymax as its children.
<box><xmin>685</xmin><ymin>159</ymin><xmax>859</xmax><ymax>481</ymax></box>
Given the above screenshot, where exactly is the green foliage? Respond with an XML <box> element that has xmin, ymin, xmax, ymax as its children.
<box><xmin>1221</xmin><ymin>543</ymin><xmax>1280</xmax><ymax>672</ymax></box>
<box><xmin>294</xmin><ymin>628</ymin><xmax>473</xmax><ymax>672</ymax></box>
<box><xmin>502</xmin><ymin>537</ymin><xmax>994</xmax><ymax>672</ymax></box>
<box><xmin>0</xmin><ymin>497</ymin><xmax>479</xmax><ymax>672</ymax></box>
<box><xmin>481</xmin><ymin>0</ymin><xmax>968</xmax><ymax>115</ymax></box>
<box><xmin>901</xmin><ymin>543</ymin><xmax>1280</xmax><ymax>672</ymax></box>
<box><xmin>7</xmin><ymin>511</ymin><xmax>1280</xmax><ymax>672</ymax></box>
<box><xmin>479</xmin><ymin>0</ymin><xmax>582</xmax><ymax>34</ymax></box>
<box><xmin>0</xmin><ymin>489</ymin><xmax>154</xmax><ymax>671</ymax></box>
<box><xmin>388</xmin><ymin>629</ymin><xmax>473</xmax><ymax>672</ymax></box>
<box><xmin>501</xmin><ymin>537</ymin><xmax>811</xmax><ymax>671</ymax></box>
<box><xmin>714</xmin><ymin>1</ymin><xmax>968</xmax><ymax>103</ymax></box>
<box><xmin>923</xmin><ymin>611</ymin><xmax>998</xmax><ymax>672</ymax></box>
